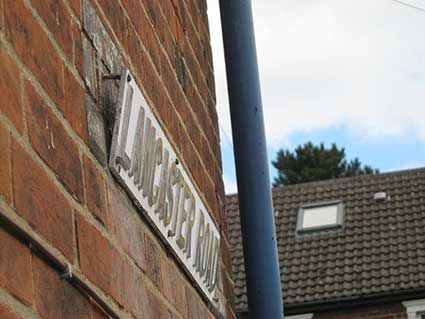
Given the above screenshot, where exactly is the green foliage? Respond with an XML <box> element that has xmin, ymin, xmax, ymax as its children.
<box><xmin>272</xmin><ymin>142</ymin><xmax>379</xmax><ymax>186</ymax></box>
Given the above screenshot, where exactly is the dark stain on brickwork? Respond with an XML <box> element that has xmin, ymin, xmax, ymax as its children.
<box><xmin>82</xmin><ymin>0</ymin><xmax>124</xmax><ymax>166</ymax></box>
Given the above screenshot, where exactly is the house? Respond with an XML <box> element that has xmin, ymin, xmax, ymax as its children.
<box><xmin>226</xmin><ymin>168</ymin><xmax>425</xmax><ymax>319</ymax></box>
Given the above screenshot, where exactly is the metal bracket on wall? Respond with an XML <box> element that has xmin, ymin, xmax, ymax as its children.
<box><xmin>102</xmin><ymin>74</ymin><xmax>121</xmax><ymax>81</ymax></box>
<box><xmin>60</xmin><ymin>263</ymin><xmax>73</xmax><ymax>280</ymax></box>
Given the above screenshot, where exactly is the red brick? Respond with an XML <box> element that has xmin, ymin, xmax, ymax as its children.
<box><xmin>84</xmin><ymin>155</ymin><xmax>107</xmax><ymax>225</ymax></box>
<box><xmin>185</xmin><ymin>77</ymin><xmax>213</xmax><ymax>140</ymax></box>
<box><xmin>69</xmin><ymin>0</ymin><xmax>81</xmax><ymax>19</ymax></box>
<box><xmin>222</xmin><ymin>266</ymin><xmax>235</xmax><ymax>309</ymax></box>
<box><xmin>143</xmin><ymin>233</ymin><xmax>161</xmax><ymax>288</ymax></box>
<box><xmin>141</xmin><ymin>286</ymin><xmax>170</xmax><ymax>319</ymax></box>
<box><xmin>170</xmin><ymin>0</ymin><xmax>186</xmax><ymax>30</ymax></box>
<box><xmin>28</xmin><ymin>0</ymin><xmax>76</xmax><ymax>62</ymax></box>
<box><xmin>107</xmin><ymin>184</ymin><xmax>146</xmax><ymax>271</ymax></box>
<box><xmin>94</xmin><ymin>0</ymin><xmax>128</xmax><ymax>58</ymax></box>
<box><xmin>120</xmin><ymin>0</ymin><xmax>161</xmax><ymax>72</ymax></box>
<box><xmin>152</xmin><ymin>10</ymin><xmax>175</xmax><ymax>65</ymax></box>
<box><xmin>160</xmin><ymin>259</ymin><xmax>187</xmax><ymax>317</ymax></box>
<box><xmin>0</xmin><ymin>305</ymin><xmax>21</xmax><ymax>319</ymax></box>
<box><xmin>76</xmin><ymin>214</ymin><xmax>125</xmax><ymax>307</ymax></box>
<box><xmin>0</xmin><ymin>123</ymin><xmax>11</xmax><ymax>202</ymax></box>
<box><xmin>139</xmin><ymin>56</ymin><xmax>166</xmax><ymax>116</ymax></box>
<box><xmin>0</xmin><ymin>228</ymin><xmax>33</xmax><ymax>305</ymax></box>
<box><xmin>174</xmin><ymin>269</ymin><xmax>188</xmax><ymax>317</ymax></box>
<box><xmin>90</xmin><ymin>303</ymin><xmax>111</xmax><ymax>319</ymax></box>
<box><xmin>142</xmin><ymin>0</ymin><xmax>160</xmax><ymax>28</ymax></box>
<box><xmin>186</xmin><ymin>0</ymin><xmax>201</xmax><ymax>34</ymax></box>
<box><xmin>182</xmin><ymin>9</ymin><xmax>205</xmax><ymax>68</ymax></box>
<box><xmin>63</xmin><ymin>68</ymin><xmax>88</xmax><ymax>142</ymax></box>
<box><xmin>158</xmin><ymin>1</ymin><xmax>179</xmax><ymax>44</ymax></box>
<box><xmin>33</xmin><ymin>256</ymin><xmax>91</xmax><ymax>319</ymax></box>
<box><xmin>170</xmin><ymin>9</ymin><xmax>184</xmax><ymax>46</ymax></box>
<box><xmin>120</xmin><ymin>259</ymin><xmax>144</xmax><ymax>318</ymax></box>
<box><xmin>200</xmin><ymin>135</ymin><xmax>214</xmax><ymax>178</ymax></box>
<box><xmin>0</xmin><ymin>46</ymin><xmax>23</xmax><ymax>132</ymax></box>
<box><xmin>5</xmin><ymin>0</ymin><xmax>64</xmax><ymax>108</ymax></box>
<box><xmin>220</xmin><ymin>238</ymin><xmax>232</xmax><ymax>276</ymax></box>
<box><xmin>206</xmin><ymin>69</ymin><xmax>216</xmax><ymax>102</ymax></box>
<box><xmin>25</xmin><ymin>81</ymin><xmax>84</xmax><ymax>202</ymax></box>
<box><xmin>74</xmin><ymin>29</ymin><xmax>84</xmax><ymax>80</ymax></box>
<box><xmin>159</xmin><ymin>258</ymin><xmax>174</xmax><ymax>303</ymax></box>
<box><xmin>185</xmin><ymin>285</ymin><xmax>205</xmax><ymax>319</ymax></box>
<box><xmin>122</xmin><ymin>25</ymin><xmax>143</xmax><ymax>77</ymax></box>
<box><xmin>12</xmin><ymin>141</ymin><xmax>74</xmax><ymax>260</ymax></box>
<box><xmin>226</xmin><ymin>304</ymin><xmax>237</xmax><ymax>319</ymax></box>
<box><xmin>160</xmin><ymin>60</ymin><xmax>203</xmax><ymax>151</ymax></box>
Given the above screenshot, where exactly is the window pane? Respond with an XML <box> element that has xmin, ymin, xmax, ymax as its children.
<box><xmin>302</xmin><ymin>205</ymin><xmax>339</xmax><ymax>229</ymax></box>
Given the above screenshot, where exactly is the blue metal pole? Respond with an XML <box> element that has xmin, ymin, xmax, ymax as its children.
<box><xmin>219</xmin><ymin>1</ymin><xmax>284</xmax><ymax>318</ymax></box>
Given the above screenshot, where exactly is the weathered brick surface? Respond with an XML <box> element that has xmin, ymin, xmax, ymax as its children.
<box><xmin>0</xmin><ymin>305</ymin><xmax>21</xmax><ymax>319</ymax></box>
<box><xmin>69</xmin><ymin>0</ymin><xmax>82</xmax><ymax>19</ymax></box>
<box><xmin>28</xmin><ymin>0</ymin><xmax>77</xmax><ymax>63</ymax></box>
<box><xmin>186</xmin><ymin>285</ymin><xmax>211</xmax><ymax>319</ymax></box>
<box><xmin>12</xmin><ymin>141</ymin><xmax>74</xmax><ymax>261</ymax></box>
<box><xmin>222</xmin><ymin>266</ymin><xmax>235</xmax><ymax>310</ymax></box>
<box><xmin>90</xmin><ymin>304</ymin><xmax>112</xmax><ymax>319</ymax></box>
<box><xmin>63</xmin><ymin>68</ymin><xmax>88</xmax><ymax>142</ymax></box>
<box><xmin>141</xmin><ymin>286</ymin><xmax>171</xmax><ymax>319</ymax></box>
<box><xmin>0</xmin><ymin>45</ymin><xmax>23</xmax><ymax>132</ymax></box>
<box><xmin>84</xmin><ymin>155</ymin><xmax>108</xmax><ymax>225</ymax></box>
<box><xmin>107</xmin><ymin>184</ymin><xmax>146</xmax><ymax>271</ymax></box>
<box><xmin>143</xmin><ymin>233</ymin><xmax>162</xmax><ymax>289</ymax></box>
<box><xmin>0</xmin><ymin>0</ymin><xmax>230</xmax><ymax>317</ymax></box>
<box><xmin>0</xmin><ymin>123</ymin><xmax>11</xmax><ymax>202</ymax></box>
<box><xmin>77</xmin><ymin>213</ymin><xmax>145</xmax><ymax>317</ymax></box>
<box><xmin>5</xmin><ymin>0</ymin><xmax>64</xmax><ymax>108</ymax></box>
<box><xmin>0</xmin><ymin>228</ymin><xmax>33</xmax><ymax>305</ymax></box>
<box><xmin>226</xmin><ymin>304</ymin><xmax>237</xmax><ymax>319</ymax></box>
<box><xmin>25</xmin><ymin>81</ymin><xmax>84</xmax><ymax>202</ymax></box>
<box><xmin>160</xmin><ymin>257</ymin><xmax>187</xmax><ymax>316</ymax></box>
<box><xmin>76</xmin><ymin>213</ymin><xmax>123</xmax><ymax>305</ymax></box>
<box><xmin>33</xmin><ymin>257</ymin><xmax>91</xmax><ymax>319</ymax></box>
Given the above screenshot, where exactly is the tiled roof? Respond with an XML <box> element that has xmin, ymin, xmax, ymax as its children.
<box><xmin>226</xmin><ymin>168</ymin><xmax>425</xmax><ymax>313</ymax></box>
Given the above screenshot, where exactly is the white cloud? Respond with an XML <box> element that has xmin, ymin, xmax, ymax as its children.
<box><xmin>208</xmin><ymin>0</ymin><xmax>425</xmax><ymax>148</ymax></box>
<box><xmin>392</xmin><ymin>159</ymin><xmax>425</xmax><ymax>171</ymax></box>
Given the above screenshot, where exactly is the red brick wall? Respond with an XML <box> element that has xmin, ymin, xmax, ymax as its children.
<box><xmin>0</xmin><ymin>0</ymin><xmax>235</xmax><ymax>318</ymax></box>
<box><xmin>313</xmin><ymin>302</ymin><xmax>408</xmax><ymax>319</ymax></box>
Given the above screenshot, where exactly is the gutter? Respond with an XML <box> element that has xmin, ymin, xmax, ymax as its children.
<box><xmin>283</xmin><ymin>288</ymin><xmax>425</xmax><ymax>315</ymax></box>
<box><xmin>219</xmin><ymin>1</ymin><xmax>284</xmax><ymax>318</ymax></box>
<box><xmin>236</xmin><ymin>288</ymin><xmax>425</xmax><ymax>317</ymax></box>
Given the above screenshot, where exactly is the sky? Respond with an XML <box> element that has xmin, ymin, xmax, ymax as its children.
<box><xmin>206</xmin><ymin>0</ymin><xmax>425</xmax><ymax>194</ymax></box>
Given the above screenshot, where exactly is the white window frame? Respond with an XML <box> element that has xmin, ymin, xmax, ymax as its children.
<box><xmin>296</xmin><ymin>200</ymin><xmax>344</xmax><ymax>233</ymax></box>
<box><xmin>403</xmin><ymin>299</ymin><xmax>425</xmax><ymax>319</ymax></box>
<box><xmin>286</xmin><ymin>314</ymin><xmax>314</xmax><ymax>319</ymax></box>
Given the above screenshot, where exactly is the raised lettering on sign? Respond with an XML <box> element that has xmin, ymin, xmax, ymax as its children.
<box><xmin>109</xmin><ymin>71</ymin><xmax>220</xmax><ymax>303</ymax></box>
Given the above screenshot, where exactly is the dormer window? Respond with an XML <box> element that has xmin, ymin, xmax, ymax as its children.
<box><xmin>297</xmin><ymin>200</ymin><xmax>344</xmax><ymax>233</ymax></box>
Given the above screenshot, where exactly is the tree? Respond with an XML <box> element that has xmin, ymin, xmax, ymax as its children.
<box><xmin>272</xmin><ymin>142</ymin><xmax>379</xmax><ymax>186</ymax></box>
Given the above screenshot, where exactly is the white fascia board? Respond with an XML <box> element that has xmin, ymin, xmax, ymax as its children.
<box><xmin>286</xmin><ymin>314</ymin><xmax>314</xmax><ymax>319</ymax></box>
<box><xmin>403</xmin><ymin>299</ymin><xmax>425</xmax><ymax>319</ymax></box>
